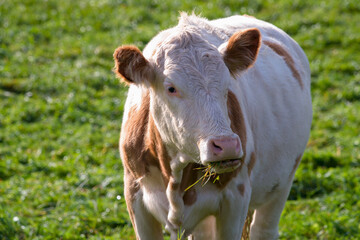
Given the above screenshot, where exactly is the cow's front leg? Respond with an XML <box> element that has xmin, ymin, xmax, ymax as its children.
<box><xmin>249</xmin><ymin>181</ymin><xmax>293</xmax><ymax>240</ymax></box>
<box><xmin>166</xmin><ymin>155</ymin><xmax>191</xmax><ymax>234</ymax></box>
<box><xmin>216</xmin><ymin>179</ymin><xmax>251</xmax><ymax>240</ymax></box>
<box><xmin>189</xmin><ymin>216</ymin><xmax>216</xmax><ymax>240</ymax></box>
<box><xmin>124</xmin><ymin>170</ymin><xmax>163</xmax><ymax>240</ymax></box>
<box><xmin>166</xmin><ymin>177</ymin><xmax>184</xmax><ymax>229</ymax></box>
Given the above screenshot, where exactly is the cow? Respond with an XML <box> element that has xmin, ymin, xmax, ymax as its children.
<box><xmin>113</xmin><ymin>13</ymin><xmax>312</xmax><ymax>240</ymax></box>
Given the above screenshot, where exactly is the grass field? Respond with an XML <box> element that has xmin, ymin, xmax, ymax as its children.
<box><xmin>0</xmin><ymin>0</ymin><xmax>359</xmax><ymax>239</ymax></box>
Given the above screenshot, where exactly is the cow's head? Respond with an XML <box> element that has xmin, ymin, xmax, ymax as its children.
<box><xmin>114</xmin><ymin>27</ymin><xmax>261</xmax><ymax>173</ymax></box>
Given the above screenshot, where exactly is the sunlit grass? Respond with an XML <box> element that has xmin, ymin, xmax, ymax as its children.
<box><xmin>0</xmin><ymin>0</ymin><xmax>359</xmax><ymax>239</ymax></box>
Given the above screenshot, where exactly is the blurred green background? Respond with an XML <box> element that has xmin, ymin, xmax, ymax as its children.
<box><xmin>0</xmin><ymin>0</ymin><xmax>359</xmax><ymax>239</ymax></box>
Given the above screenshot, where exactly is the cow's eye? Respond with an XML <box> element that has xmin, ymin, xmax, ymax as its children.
<box><xmin>168</xmin><ymin>86</ymin><xmax>176</xmax><ymax>93</ymax></box>
<box><xmin>164</xmin><ymin>82</ymin><xmax>180</xmax><ymax>97</ymax></box>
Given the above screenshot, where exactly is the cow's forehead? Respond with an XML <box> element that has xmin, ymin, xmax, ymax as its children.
<box><xmin>157</xmin><ymin>31</ymin><xmax>227</xmax><ymax>86</ymax></box>
<box><xmin>155</xmin><ymin>28</ymin><xmax>222</xmax><ymax>70</ymax></box>
<box><xmin>163</xmin><ymin>50</ymin><xmax>227</xmax><ymax>94</ymax></box>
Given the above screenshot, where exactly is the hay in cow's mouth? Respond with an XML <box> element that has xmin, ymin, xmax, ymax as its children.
<box><xmin>184</xmin><ymin>158</ymin><xmax>242</xmax><ymax>192</ymax></box>
<box><xmin>184</xmin><ymin>165</ymin><xmax>216</xmax><ymax>191</ymax></box>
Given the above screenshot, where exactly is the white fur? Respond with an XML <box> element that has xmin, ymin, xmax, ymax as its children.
<box><xmin>121</xmin><ymin>13</ymin><xmax>312</xmax><ymax>240</ymax></box>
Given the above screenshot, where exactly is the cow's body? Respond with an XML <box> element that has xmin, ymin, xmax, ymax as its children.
<box><xmin>114</xmin><ymin>14</ymin><xmax>312</xmax><ymax>240</ymax></box>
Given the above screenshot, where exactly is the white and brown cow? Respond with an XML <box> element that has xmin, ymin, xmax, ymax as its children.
<box><xmin>113</xmin><ymin>13</ymin><xmax>312</xmax><ymax>240</ymax></box>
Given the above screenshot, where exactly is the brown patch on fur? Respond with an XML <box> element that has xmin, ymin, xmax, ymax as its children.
<box><xmin>289</xmin><ymin>154</ymin><xmax>302</xmax><ymax>179</ymax></box>
<box><xmin>181</xmin><ymin>163</ymin><xmax>200</xmax><ymax>205</ymax></box>
<box><xmin>120</xmin><ymin>92</ymin><xmax>153</xmax><ymax>179</ymax></box>
<box><xmin>227</xmin><ymin>91</ymin><xmax>247</xmax><ymax>158</ymax></box>
<box><xmin>237</xmin><ymin>184</ymin><xmax>245</xmax><ymax>196</ymax></box>
<box><xmin>120</xmin><ymin>91</ymin><xmax>171</xmax><ymax>185</ymax></box>
<box><xmin>180</xmin><ymin>163</ymin><xmax>200</xmax><ymax>191</ymax></box>
<box><xmin>213</xmin><ymin>90</ymin><xmax>247</xmax><ymax>189</ymax></box>
<box><xmin>147</xmin><ymin>113</ymin><xmax>172</xmax><ymax>182</ymax></box>
<box><xmin>124</xmin><ymin>168</ymin><xmax>140</xmax><ymax>228</ymax></box>
<box><xmin>113</xmin><ymin>45</ymin><xmax>151</xmax><ymax>84</ymax></box>
<box><xmin>247</xmin><ymin>152</ymin><xmax>256</xmax><ymax>177</ymax></box>
<box><xmin>263</xmin><ymin>40</ymin><xmax>303</xmax><ymax>89</ymax></box>
<box><xmin>183</xmin><ymin>188</ymin><xmax>197</xmax><ymax>206</ymax></box>
<box><xmin>224</xmin><ymin>28</ymin><xmax>261</xmax><ymax>77</ymax></box>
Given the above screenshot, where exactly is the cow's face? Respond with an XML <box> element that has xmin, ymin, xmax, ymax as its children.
<box><xmin>114</xmin><ymin>28</ymin><xmax>261</xmax><ymax>173</ymax></box>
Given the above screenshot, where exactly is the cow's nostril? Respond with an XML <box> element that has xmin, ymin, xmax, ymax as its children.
<box><xmin>213</xmin><ymin>142</ymin><xmax>222</xmax><ymax>150</ymax></box>
<box><xmin>212</xmin><ymin>140</ymin><xmax>223</xmax><ymax>155</ymax></box>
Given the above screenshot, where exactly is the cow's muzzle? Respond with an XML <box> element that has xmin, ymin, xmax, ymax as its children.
<box><xmin>199</xmin><ymin>135</ymin><xmax>243</xmax><ymax>173</ymax></box>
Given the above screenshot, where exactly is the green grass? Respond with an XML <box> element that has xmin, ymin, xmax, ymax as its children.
<box><xmin>0</xmin><ymin>0</ymin><xmax>359</xmax><ymax>239</ymax></box>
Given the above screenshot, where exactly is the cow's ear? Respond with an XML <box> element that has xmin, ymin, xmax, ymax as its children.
<box><xmin>113</xmin><ymin>45</ymin><xmax>154</xmax><ymax>85</ymax></box>
<box><xmin>221</xmin><ymin>28</ymin><xmax>261</xmax><ymax>77</ymax></box>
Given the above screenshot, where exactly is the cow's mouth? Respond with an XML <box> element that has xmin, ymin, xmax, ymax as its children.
<box><xmin>208</xmin><ymin>158</ymin><xmax>242</xmax><ymax>173</ymax></box>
